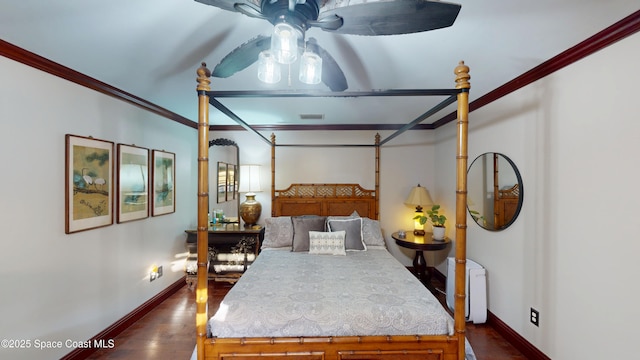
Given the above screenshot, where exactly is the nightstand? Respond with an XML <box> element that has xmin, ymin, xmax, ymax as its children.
<box><xmin>184</xmin><ymin>224</ymin><xmax>265</xmax><ymax>289</ymax></box>
<box><xmin>392</xmin><ymin>231</ymin><xmax>450</xmax><ymax>294</ymax></box>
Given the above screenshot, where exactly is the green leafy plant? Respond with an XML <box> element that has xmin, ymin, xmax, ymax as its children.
<box><xmin>469</xmin><ymin>209</ymin><xmax>485</xmax><ymax>225</ymax></box>
<box><xmin>413</xmin><ymin>204</ymin><xmax>447</xmax><ymax>227</ymax></box>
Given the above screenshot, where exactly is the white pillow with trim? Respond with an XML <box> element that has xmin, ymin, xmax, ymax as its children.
<box><xmin>309</xmin><ymin>231</ymin><xmax>346</xmax><ymax>256</ymax></box>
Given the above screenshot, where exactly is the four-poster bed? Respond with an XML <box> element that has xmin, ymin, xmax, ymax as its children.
<box><xmin>194</xmin><ymin>61</ymin><xmax>470</xmax><ymax>360</ymax></box>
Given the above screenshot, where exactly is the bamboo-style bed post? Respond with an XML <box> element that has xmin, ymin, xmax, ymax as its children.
<box><xmin>271</xmin><ymin>133</ymin><xmax>276</xmax><ymax>216</ymax></box>
<box><xmin>374</xmin><ymin>133</ymin><xmax>380</xmax><ymax>219</ymax></box>
<box><xmin>454</xmin><ymin>61</ymin><xmax>470</xmax><ymax>360</ymax></box>
<box><xmin>195</xmin><ymin>62</ymin><xmax>212</xmax><ymax>360</ymax></box>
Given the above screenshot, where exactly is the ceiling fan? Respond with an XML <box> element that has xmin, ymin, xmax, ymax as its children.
<box><xmin>196</xmin><ymin>0</ymin><xmax>462</xmax><ymax>91</ymax></box>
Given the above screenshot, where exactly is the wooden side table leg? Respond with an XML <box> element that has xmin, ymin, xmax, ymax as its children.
<box><xmin>185</xmin><ymin>275</ymin><xmax>197</xmax><ymax>291</ymax></box>
<box><xmin>413</xmin><ymin>250</ymin><xmax>426</xmax><ymax>282</ymax></box>
<box><xmin>413</xmin><ymin>250</ymin><xmax>436</xmax><ymax>294</ymax></box>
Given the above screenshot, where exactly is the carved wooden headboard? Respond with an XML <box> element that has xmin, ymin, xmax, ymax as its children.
<box><xmin>272</xmin><ymin>183</ymin><xmax>377</xmax><ymax>220</ymax></box>
<box><xmin>494</xmin><ymin>183</ymin><xmax>520</xmax><ymax>228</ymax></box>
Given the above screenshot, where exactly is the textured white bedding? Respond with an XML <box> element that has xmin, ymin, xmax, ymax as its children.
<box><xmin>207</xmin><ymin>247</ymin><xmax>454</xmax><ymax>338</ymax></box>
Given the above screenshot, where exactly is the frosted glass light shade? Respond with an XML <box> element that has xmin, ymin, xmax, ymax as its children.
<box><xmin>257</xmin><ymin>51</ymin><xmax>281</xmax><ymax>84</ymax></box>
<box><xmin>299</xmin><ymin>51</ymin><xmax>322</xmax><ymax>85</ymax></box>
<box><xmin>271</xmin><ymin>22</ymin><xmax>298</xmax><ymax>64</ymax></box>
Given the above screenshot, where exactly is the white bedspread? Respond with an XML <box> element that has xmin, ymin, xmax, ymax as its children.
<box><xmin>208</xmin><ymin>248</ymin><xmax>454</xmax><ymax>338</ymax></box>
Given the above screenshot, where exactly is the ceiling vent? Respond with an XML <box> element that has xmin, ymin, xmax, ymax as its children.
<box><xmin>299</xmin><ymin>114</ymin><xmax>324</xmax><ymax>120</ymax></box>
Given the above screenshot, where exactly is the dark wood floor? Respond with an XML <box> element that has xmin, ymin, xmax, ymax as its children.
<box><xmin>87</xmin><ymin>278</ymin><xmax>527</xmax><ymax>360</ymax></box>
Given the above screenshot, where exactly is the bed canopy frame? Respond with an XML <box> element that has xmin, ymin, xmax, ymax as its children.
<box><xmin>195</xmin><ymin>61</ymin><xmax>470</xmax><ymax>360</ymax></box>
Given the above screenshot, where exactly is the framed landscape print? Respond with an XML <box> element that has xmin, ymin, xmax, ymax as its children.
<box><xmin>65</xmin><ymin>134</ymin><xmax>114</xmax><ymax>234</ymax></box>
<box><xmin>216</xmin><ymin>162</ymin><xmax>238</xmax><ymax>203</ymax></box>
<box><xmin>152</xmin><ymin>150</ymin><xmax>175</xmax><ymax>216</ymax></box>
<box><xmin>228</xmin><ymin>164</ymin><xmax>236</xmax><ymax>200</ymax></box>
<box><xmin>117</xmin><ymin>144</ymin><xmax>149</xmax><ymax>223</ymax></box>
<box><xmin>217</xmin><ymin>162</ymin><xmax>227</xmax><ymax>203</ymax></box>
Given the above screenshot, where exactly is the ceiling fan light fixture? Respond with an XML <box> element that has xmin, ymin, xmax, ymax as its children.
<box><xmin>299</xmin><ymin>50</ymin><xmax>322</xmax><ymax>85</ymax></box>
<box><xmin>271</xmin><ymin>21</ymin><xmax>300</xmax><ymax>64</ymax></box>
<box><xmin>257</xmin><ymin>50</ymin><xmax>281</xmax><ymax>84</ymax></box>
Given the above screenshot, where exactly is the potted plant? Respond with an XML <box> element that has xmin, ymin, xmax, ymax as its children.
<box><xmin>413</xmin><ymin>204</ymin><xmax>447</xmax><ymax>240</ymax></box>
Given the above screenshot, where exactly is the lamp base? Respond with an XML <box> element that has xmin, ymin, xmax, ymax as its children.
<box><xmin>240</xmin><ymin>194</ymin><xmax>262</xmax><ymax>227</ymax></box>
<box><xmin>413</xmin><ymin>229</ymin><xmax>426</xmax><ymax>236</ymax></box>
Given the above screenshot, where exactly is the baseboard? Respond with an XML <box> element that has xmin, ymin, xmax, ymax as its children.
<box><xmin>487</xmin><ymin>311</ymin><xmax>551</xmax><ymax>360</ymax></box>
<box><xmin>61</xmin><ymin>276</ymin><xmax>186</xmax><ymax>360</ymax></box>
<box><xmin>433</xmin><ymin>268</ymin><xmax>550</xmax><ymax>360</ymax></box>
<box><xmin>431</xmin><ymin>266</ymin><xmax>446</xmax><ymax>284</ymax></box>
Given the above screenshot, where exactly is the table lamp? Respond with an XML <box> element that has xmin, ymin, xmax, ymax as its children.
<box><xmin>238</xmin><ymin>164</ymin><xmax>262</xmax><ymax>227</ymax></box>
<box><xmin>404</xmin><ymin>184</ymin><xmax>433</xmax><ymax>235</ymax></box>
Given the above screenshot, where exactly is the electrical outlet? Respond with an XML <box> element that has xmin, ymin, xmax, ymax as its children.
<box><xmin>150</xmin><ymin>265</ymin><xmax>159</xmax><ymax>282</ymax></box>
<box><xmin>530</xmin><ymin>308</ymin><xmax>539</xmax><ymax>327</ymax></box>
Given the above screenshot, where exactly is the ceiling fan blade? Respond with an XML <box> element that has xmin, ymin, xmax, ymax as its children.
<box><xmin>195</xmin><ymin>0</ymin><xmax>267</xmax><ymax>20</ymax></box>
<box><xmin>306</xmin><ymin>38</ymin><xmax>348</xmax><ymax>92</ymax></box>
<box><xmin>317</xmin><ymin>0</ymin><xmax>461</xmax><ymax>35</ymax></box>
<box><xmin>194</xmin><ymin>0</ymin><xmax>242</xmax><ymax>13</ymax></box>
<box><xmin>307</xmin><ymin>14</ymin><xmax>343</xmax><ymax>31</ymax></box>
<box><xmin>212</xmin><ymin>35</ymin><xmax>271</xmax><ymax>78</ymax></box>
<box><xmin>234</xmin><ymin>3</ymin><xmax>268</xmax><ymax>19</ymax></box>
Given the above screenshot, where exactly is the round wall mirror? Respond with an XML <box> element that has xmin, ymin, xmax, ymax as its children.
<box><xmin>467</xmin><ymin>153</ymin><xmax>523</xmax><ymax>231</ymax></box>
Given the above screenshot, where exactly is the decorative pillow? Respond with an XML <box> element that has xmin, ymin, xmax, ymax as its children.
<box><xmin>362</xmin><ymin>217</ymin><xmax>386</xmax><ymax>247</ymax></box>
<box><xmin>291</xmin><ymin>216</ymin><xmax>327</xmax><ymax>252</ymax></box>
<box><xmin>309</xmin><ymin>231</ymin><xmax>346</xmax><ymax>255</ymax></box>
<box><xmin>262</xmin><ymin>217</ymin><xmax>293</xmax><ymax>249</ymax></box>
<box><xmin>349</xmin><ymin>211</ymin><xmax>385</xmax><ymax>247</ymax></box>
<box><xmin>326</xmin><ymin>217</ymin><xmax>365</xmax><ymax>251</ymax></box>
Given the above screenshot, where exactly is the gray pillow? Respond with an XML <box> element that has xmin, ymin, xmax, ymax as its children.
<box><xmin>262</xmin><ymin>217</ymin><xmax>293</xmax><ymax>249</ymax></box>
<box><xmin>326</xmin><ymin>217</ymin><xmax>365</xmax><ymax>251</ymax></box>
<box><xmin>346</xmin><ymin>211</ymin><xmax>386</xmax><ymax>248</ymax></box>
<box><xmin>362</xmin><ymin>217</ymin><xmax>386</xmax><ymax>247</ymax></box>
<box><xmin>292</xmin><ymin>216</ymin><xmax>327</xmax><ymax>252</ymax></box>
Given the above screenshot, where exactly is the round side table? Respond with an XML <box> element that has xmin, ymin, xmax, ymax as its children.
<box><xmin>392</xmin><ymin>231</ymin><xmax>450</xmax><ymax>293</ymax></box>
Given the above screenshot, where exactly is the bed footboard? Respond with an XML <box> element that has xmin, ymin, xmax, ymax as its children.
<box><xmin>203</xmin><ymin>335</ymin><xmax>459</xmax><ymax>360</ymax></box>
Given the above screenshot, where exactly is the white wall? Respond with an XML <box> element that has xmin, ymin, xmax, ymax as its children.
<box><xmin>434</xmin><ymin>32</ymin><xmax>640</xmax><ymax>359</ymax></box>
<box><xmin>0</xmin><ymin>57</ymin><xmax>197</xmax><ymax>360</ymax></box>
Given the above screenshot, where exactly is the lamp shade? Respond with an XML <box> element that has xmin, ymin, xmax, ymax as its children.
<box><xmin>238</xmin><ymin>165</ymin><xmax>262</xmax><ymax>194</ymax></box>
<box><xmin>404</xmin><ymin>184</ymin><xmax>433</xmax><ymax>211</ymax></box>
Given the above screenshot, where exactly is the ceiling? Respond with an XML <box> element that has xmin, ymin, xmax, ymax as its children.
<box><xmin>1</xmin><ymin>1</ymin><xmax>638</xmax><ymax>128</ymax></box>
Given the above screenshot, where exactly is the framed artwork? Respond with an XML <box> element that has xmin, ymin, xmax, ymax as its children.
<box><xmin>152</xmin><ymin>150</ymin><xmax>175</xmax><ymax>216</ymax></box>
<box><xmin>228</xmin><ymin>164</ymin><xmax>237</xmax><ymax>200</ymax></box>
<box><xmin>117</xmin><ymin>144</ymin><xmax>149</xmax><ymax>223</ymax></box>
<box><xmin>217</xmin><ymin>161</ymin><xmax>227</xmax><ymax>203</ymax></box>
<box><xmin>216</xmin><ymin>162</ymin><xmax>238</xmax><ymax>202</ymax></box>
<box><xmin>65</xmin><ymin>134</ymin><xmax>114</xmax><ymax>234</ymax></box>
